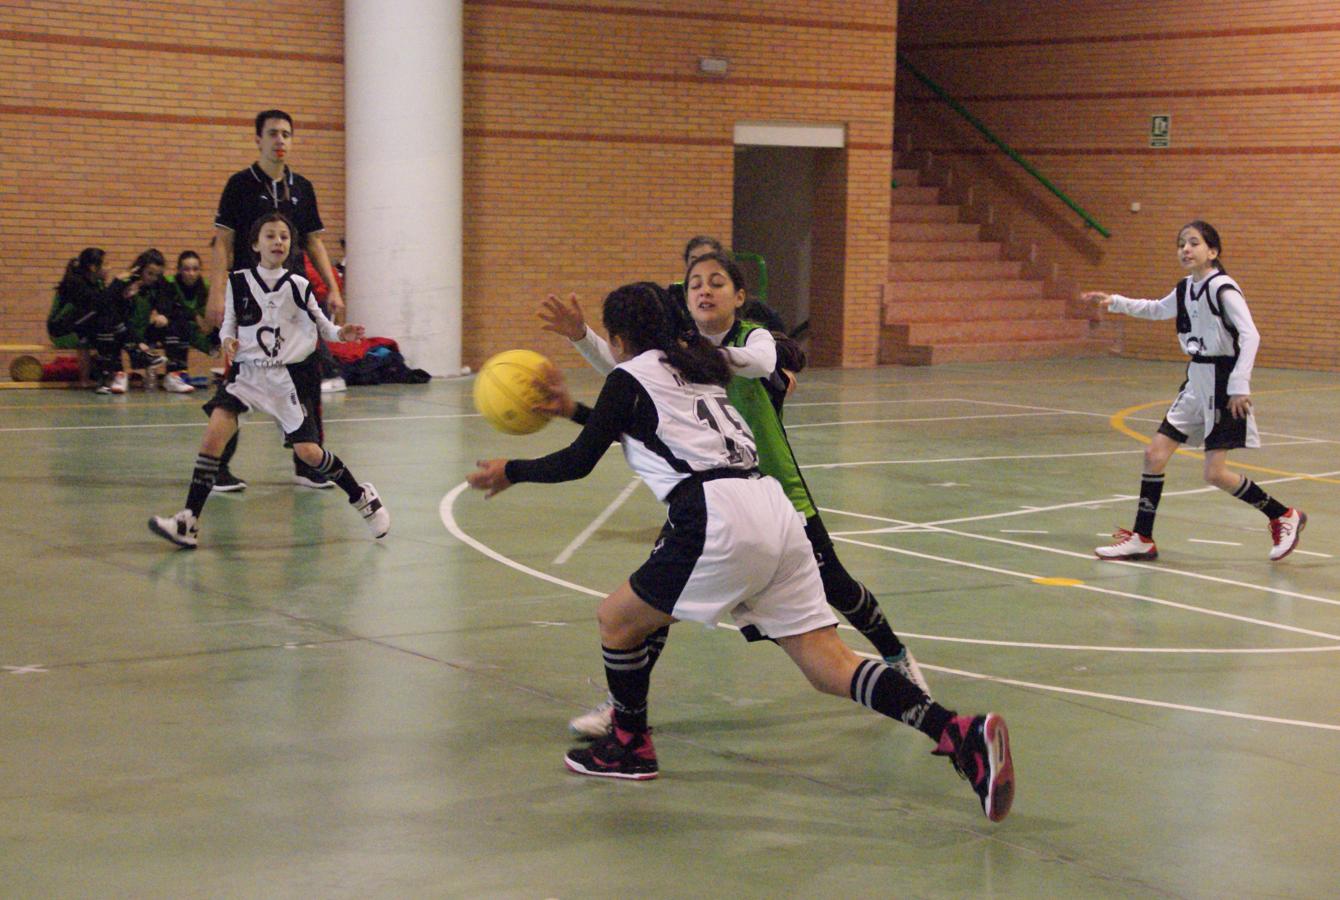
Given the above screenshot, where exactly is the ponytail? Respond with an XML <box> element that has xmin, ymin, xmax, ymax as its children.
<box><xmin>664</xmin><ymin>330</ymin><xmax>732</xmax><ymax>388</ymax></box>
<box><xmin>58</xmin><ymin>247</ymin><xmax>105</xmax><ymax>290</ymax></box>
<box><xmin>602</xmin><ymin>282</ymin><xmax>731</xmax><ymax>387</ymax></box>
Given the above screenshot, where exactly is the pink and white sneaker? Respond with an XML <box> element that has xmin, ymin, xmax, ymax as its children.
<box><xmin>934</xmin><ymin>713</ymin><xmax>1015</xmax><ymax>822</ymax></box>
<box><xmin>1095</xmin><ymin>528</ymin><xmax>1158</xmax><ymax>561</ymax></box>
<box><xmin>1269</xmin><ymin>508</ymin><xmax>1307</xmax><ymax>561</ymax></box>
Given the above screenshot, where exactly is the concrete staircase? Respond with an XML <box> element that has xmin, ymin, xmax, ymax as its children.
<box><xmin>880</xmin><ymin>166</ymin><xmax>1103</xmax><ymax>365</ymax></box>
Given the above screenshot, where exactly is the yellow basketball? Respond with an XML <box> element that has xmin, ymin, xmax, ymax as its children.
<box><xmin>8</xmin><ymin>355</ymin><xmax>43</xmax><ymax>383</ymax></box>
<box><xmin>473</xmin><ymin>349</ymin><xmax>554</xmax><ymax>435</ymax></box>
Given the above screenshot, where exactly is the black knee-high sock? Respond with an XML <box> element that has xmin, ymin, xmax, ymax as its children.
<box><xmin>850</xmin><ymin>658</ymin><xmax>952</xmax><ymax>741</ymax></box>
<box><xmin>185</xmin><ymin>453</ymin><xmax>221</xmax><ymax>517</ymax></box>
<box><xmin>1232</xmin><ymin>477</ymin><xmax>1289</xmax><ymax>520</ymax></box>
<box><xmin>219</xmin><ymin>431</ymin><xmax>240</xmax><ymax>470</ymax></box>
<box><xmin>809</xmin><ymin>518</ymin><xmax>905</xmax><ymax>660</ymax></box>
<box><xmin>644</xmin><ymin>625</ymin><xmax>670</xmax><ymax>669</ymax></box>
<box><xmin>828</xmin><ymin>579</ymin><xmax>906</xmax><ymax>661</ymax></box>
<box><xmin>314</xmin><ymin>449</ymin><xmax>362</xmax><ymax>501</ymax></box>
<box><xmin>603</xmin><ymin>643</ymin><xmax>651</xmax><ymax>733</ymax></box>
<box><xmin>1133</xmin><ymin>473</ymin><xmax>1165</xmax><ymax>537</ymax></box>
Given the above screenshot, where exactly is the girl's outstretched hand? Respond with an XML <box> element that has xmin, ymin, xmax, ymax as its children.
<box><xmin>1227</xmin><ymin>394</ymin><xmax>1253</xmax><ymax>419</ymax></box>
<box><xmin>221</xmin><ymin>336</ymin><xmax>239</xmax><ymax>366</ymax></box>
<box><xmin>1082</xmin><ymin>290</ymin><xmax>1114</xmax><ymax>310</ymax></box>
<box><xmin>338</xmin><ymin>323</ymin><xmax>365</xmax><ymax>342</ymax></box>
<box><xmin>532</xmin><ymin>364</ymin><xmax>575</xmax><ymax>419</ymax></box>
<box><xmin>538</xmin><ymin>293</ymin><xmax>587</xmax><ymax>341</ymax></box>
<box><xmin>468</xmin><ymin>458</ymin><xmax>512</xmax><ymax>498</ymax></box>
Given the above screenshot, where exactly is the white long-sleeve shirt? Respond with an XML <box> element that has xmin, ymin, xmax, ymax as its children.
<box><xmin>1108</xmin><ymin>271</ymin><xmax>1260</xmax><ymax>396</ymax></box>
<box><xmin>571</xmin><ymin>323</ymin><xmax>777</xmax><ymax>377</ymax></box>
<box><xmin>222</xmin><ymin>266</ymin><xmax>342</xmax><ymax>367</ymax></box>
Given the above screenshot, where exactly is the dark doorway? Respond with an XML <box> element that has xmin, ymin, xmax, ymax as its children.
<box><xmin>733</xmin><ymin>144</ymin><xmax>846</xmax><ymax>364</ymax></box>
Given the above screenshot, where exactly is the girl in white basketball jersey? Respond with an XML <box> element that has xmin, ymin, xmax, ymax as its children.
<box><xmin>148</xmin><ymin>212</ymin><xmax>389</xmax><ymax>548</ymax></box>
<box><xmin>1084</xmin><ymin>220</ymin><xmax>1304</xmax><ymax>561</ymax></box>
<box><xmin>468</xmin><ymin>282</ymin><xmax>1014</xmax><ymax>822</ymax></box>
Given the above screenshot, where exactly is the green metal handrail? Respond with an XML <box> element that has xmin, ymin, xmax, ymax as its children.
<box><xmin>896</xmin><ymin>53</ymin><xmax>1111</xmax><ymax>238</ymax></box>
<box><xmin>732</xmin><ymin>250</ymin><xmax>769</xmax><ymax>302</ymax></box>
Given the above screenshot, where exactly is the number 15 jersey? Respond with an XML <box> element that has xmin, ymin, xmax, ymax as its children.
<box><xmin>505</xmin><ymin>349</ymin><xmax>758</xmax><ymax>503</ymax></box>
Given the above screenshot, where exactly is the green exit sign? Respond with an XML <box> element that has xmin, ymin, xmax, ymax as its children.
<box><xmin>1150</xmin><ymin>114</ymin><xmax>1171</xmax><ymax>148</ymax></box>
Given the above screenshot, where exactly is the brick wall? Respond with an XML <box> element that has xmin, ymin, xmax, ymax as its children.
<box><xmin>0</xmin><ymin>0</ymin><xmax>344</xmax><ymax>349</ymax></box>
<box><xmin>897</xmin><ymin>0</ymin><xmax>1340</xmax><ymax>371</ymax></box>
<box><xmin>1</xmin><ymin>1</ymin><xmax>896</xmax><ymax>369</ymax></box>
<box><xmin>463</xmin><ymin>0</ymin><xmax>896</xmax><ymax>368</ymax></box>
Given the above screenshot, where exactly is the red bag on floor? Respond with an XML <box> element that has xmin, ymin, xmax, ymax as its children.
<box><xmin>329</xmin><ymin>336</ymin><xmax>399</xmax><ymax>364</ymax></box>
<box><xmin>41</xmin><ymin>355</ymin><xmax>82</xmax><ymax>382</ymax></box>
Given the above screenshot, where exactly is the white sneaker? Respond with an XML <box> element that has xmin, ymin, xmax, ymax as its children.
<box><xmin>109</xmin><ymin>371</ymin><xmax>128</xmax><ymax>394</ymax></box>
<box><xmin>148</xmin><ymin>510</ymin><xmax>198</xmax><ymax>549</ymax></box>
<box><xmin>1269</xmin><ymin>508</ymin><xmax>1307</xmax><ymax>561</ymax></box>
<box><xmin>1095</xmin><ymin>528</ymin><xmax>1158</xmax><ymax>560</ymax></box>
<box><xmin>163</xmin><ymin>372</ymin><xmax>195</xmax><ymax>394</ymax></box>
<box><xmin>886</xmin><ymin>647</ymin><xmax>931</xmax><ymax>697</ymax></box>
<box><xmin>569</xmin><ymin>699</ymin><xmax>614</xmax><ymax>739</ymax></box>
<box><xmin>354</xmin><ymin>482</ymin><xmax>390</xmax><ymax>538</ymax></box>
<box><xmin>321</xmin><ymin>376</ymin><xmax>347</xmax><ymax>393</ymax></box>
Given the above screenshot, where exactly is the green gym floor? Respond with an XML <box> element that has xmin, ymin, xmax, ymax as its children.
<box><xmin>2</xmin><ymin>357</ymin><xmax>1336</xmax><ymax>898</ymax></box>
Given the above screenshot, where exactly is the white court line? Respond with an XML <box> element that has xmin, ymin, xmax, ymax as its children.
<box><xmin>0</xmin><ymin>411</ymin><xmax>480</xmax><ymax>434</ymax></box>
<box><xmin>440</xmin><ymin>483</ymin><xmax>603</xmax><ymax>599</ymax></box>
<box><xmin>938</xmin><ymin>397</ymin><xmax>1335</xmax><ymax>443</ymax></box>
<box><xmin>824</xmin><ymin>498</ymin><xmax>1340</xmax><ymax>610</ymax></box>
<box><xmin>803</xmin><ymin>448</ymin><xmax>1146</xmax><ymax>470</ymax></box>
<box><xmin>888</xmin><ymin>633</ymin><xmax>1340</xmax><ymax>655</ymax></box>
<box><xmin>439</xmin><ymin>482</ymin><xmax>1340</xmax><ymax>733</ymax></box>
<box><xmin>829</xmin><ymin>467</ymin><xmax>1340</xmax><ymax>532</ymax></box>
<box><xmin>801</xmin><ymin>439</ymin><xmax>1324</xmax><ymax>471</ymax></box>
<box><xmin>786</xmin><ymin>412</ymin><xmax>1058</xmax><ymax>429</ymax></box>
<box><xmin>832</xmin><ymin>535</ymin><xmax>1340</xmax><ymax>641</ymax></box>
<box><xmin>921</xmin><ymin>662</ymin><xmax>1340</xmax><ymax>733</ymax></box>
<box><xmin>787</xmin><ymin>398</ymin><xmax>984</xmax><ymax>408</ymax></box>
<box><xmin>553</xmin><ymin>478</ymin><xmax>642</xmax><ymax>565</ymax></box>
<box><xmin>1188</xmin><ymin>539</ymin><xmax>1243</xmax><ymax>546</ymax></box>
<box><xmin>999</xmin><ymin>530</ymin><xmax>1048</xmax><ymax>534</ymax></box>
<box><xmin>1294</xmin><ymin>549</ymin><xmax>1334</xmax><ymax>559</ymax></box>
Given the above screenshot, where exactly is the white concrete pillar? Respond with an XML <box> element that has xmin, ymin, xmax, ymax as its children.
<box><xmin>344</xmin><ymin>0</ymin><xmax>462</xmax><ymax>376</ymax></box>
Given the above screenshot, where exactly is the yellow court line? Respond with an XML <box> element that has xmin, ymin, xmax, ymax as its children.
<box><xmin>1110</xmin><ymin>395</ymin><xmax>1340</xmax><ymax>486</ymax></box>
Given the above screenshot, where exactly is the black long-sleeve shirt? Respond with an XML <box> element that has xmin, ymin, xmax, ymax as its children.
<box><xmin>504</xmin><ymin>368</ymin><xmax>651</xmax><ymax>485</ymax></box>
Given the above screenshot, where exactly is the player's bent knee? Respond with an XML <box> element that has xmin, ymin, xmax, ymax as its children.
<box><xmin>292</xmin><ymin>442</ymin><xmax>323</xmax><ymax>466</ymax></box>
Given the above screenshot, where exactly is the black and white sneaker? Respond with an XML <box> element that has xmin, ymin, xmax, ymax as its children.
<box><xmin>211</xmin><ymin>469</ymin><xmax>247</xmax><ymax>493</ymax></box>
<box><xmin>148</xmin><ymin>510</ymin><xmax>199</xmax><ymax>549</ymax></box>
<box><xmin>354</xmin><ymin>482</ymin><xmax>390</xmax><ymax>538</ymax></box>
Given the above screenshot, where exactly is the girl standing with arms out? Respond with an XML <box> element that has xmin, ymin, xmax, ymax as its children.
<box><xmin>1084</xmin><ymin>220</ymin><xmax>1305</xmax><ymax>561</ymax></box>
<box><xmin>148</xmin><ymin>212</ymin><xmax>388</xmax><ymax>549</ymax></box>
<box><xmin>541</xmin><ymin>247</ymin><xmax>927</xmax><ymax>741</ymax></box>
<box><xmin>470</xmin><ymin>282</ymin><xmax>1013</xmax><ymax>822</ymax></box>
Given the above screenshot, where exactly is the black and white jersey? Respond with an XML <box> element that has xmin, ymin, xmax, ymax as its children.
<box><xmin>505</xmin><ymin>349</ymin><xmax>758</xmax><ymax>502</ymax></box>
<box><xmin>1108</xmin><ymin>272</ymin><xmax>1261</xmax><ymax>395</ymax></box>
<box><xmin>221</xmin><ymin>266</ymin><xmax>341</xmax><ymax>367</ymax></box>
